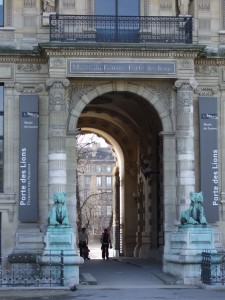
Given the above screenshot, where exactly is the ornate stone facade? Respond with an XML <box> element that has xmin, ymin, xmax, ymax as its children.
<box><xmin>0</xmin><ymin>0</ymin><xmax>225</xmax><ymax>286</ymax></box>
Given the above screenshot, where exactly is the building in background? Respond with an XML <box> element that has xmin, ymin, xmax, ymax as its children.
<box><xmin>77</xmin><ymin>143</ymin><xmax>116</xmax><ymax>235</ymax></box>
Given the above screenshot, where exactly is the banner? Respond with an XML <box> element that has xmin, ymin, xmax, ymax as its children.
<box><xmin>19</xmin><ymin>95</ymin><xmax>39</xmax><ymax>222</ymax></box>
<box><xmin>199</xmin><ymin>97</ymin><xmax>219</xmax><ymax>222</ymax></box>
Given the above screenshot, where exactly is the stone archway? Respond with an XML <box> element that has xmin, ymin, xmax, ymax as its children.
<box><xmin>66</xmin><ymin>80</ymin><xmax>176</xmax><ymax>260</ymax></box>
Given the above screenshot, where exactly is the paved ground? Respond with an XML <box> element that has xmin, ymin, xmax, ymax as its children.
<box><xmin>0</xmin><ymin>243</ymin><xmax>224</xmax><ymax>299</ymax></box>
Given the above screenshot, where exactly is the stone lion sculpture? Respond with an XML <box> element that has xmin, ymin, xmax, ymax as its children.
<box><xmin>48</xmin><ymin>192</ymin><xmax>70</xmax><ymax>226</ymax></box>
<box><xmin>180</xmin><ymin>191</ymin><xmax>207</xmax><ymax>225</ymax></box>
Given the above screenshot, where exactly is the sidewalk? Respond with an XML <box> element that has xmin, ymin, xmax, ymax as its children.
<box><xmin>0</xmin><ymin>243</ymin><xmax>225</xmax><ymax>299</ymax></box>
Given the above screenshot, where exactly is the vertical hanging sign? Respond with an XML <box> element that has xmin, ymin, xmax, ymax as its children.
<box><xmin>19</xmin><ymin>95</ymin><xmax>39</xmax><ymax>222</ymax></box>
<box><xmin>199</xmin><ymin>97</ymin><xmax>219</xmax><ymax>222</ymax></box>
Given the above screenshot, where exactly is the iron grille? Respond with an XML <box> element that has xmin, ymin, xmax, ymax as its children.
<box><xmin>0</xmin><ymin>252</ymin><xmax>64</xmax><ymax>287</ymax></box>
<box><xmin>201</xmin><ymin>251</ymin><xmax>225</xmax><ymax>285</ymax></box>
<box><xmin>50</xmin><ymin>15</ymin><xmax>192</xmax><ymax>44</ymax></box>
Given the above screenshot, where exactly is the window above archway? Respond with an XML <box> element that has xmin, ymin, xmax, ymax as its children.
<box><xmin>94</xmin><ymin>0</ymin><xmax>139</xmax><ymax>16</ymax></box>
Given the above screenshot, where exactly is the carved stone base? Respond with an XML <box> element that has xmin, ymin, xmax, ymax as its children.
<box><xmin>38</xmin><ymin>226</ymin><xmax>83</xmax><ymax>287</ymax></box>
<box><xmin>164</xmin><ymin>225</ymin><xmax>216</xmax><ymax>284</ymax></box>
<box><xmin>14</xmin><ymin>223</ymin><xmax>44</xmax><ymax>254</ymax></box>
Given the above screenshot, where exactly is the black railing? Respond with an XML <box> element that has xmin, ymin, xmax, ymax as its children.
<box><xmin>201</xmin><ymin>251</ymin><xmax>225</xmax><ymax>285</ymax></box>
<box><xmin>0</xmin><ymin>252</ymin><xmax>64</xmax><ymax>287</ymax></box>
<box><xmin>50</xmin><ymin>15</ymin><xmax>192</xmax><ymax>44</ymax></box>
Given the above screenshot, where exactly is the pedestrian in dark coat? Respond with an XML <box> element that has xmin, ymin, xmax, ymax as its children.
<box><xmin>100</xmin><ymin>228</ymin><xmax>112</xmax><ymax>260</ymax></box>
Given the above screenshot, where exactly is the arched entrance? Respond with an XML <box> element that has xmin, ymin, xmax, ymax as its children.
<box><xmin>67</xmin><ymin>80</ymin><xmax>175</xmax><ymax>262</ymax></box>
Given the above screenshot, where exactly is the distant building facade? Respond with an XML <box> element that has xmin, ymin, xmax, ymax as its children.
<box><xmin>78</xmin><ymin>144</ymin><xmax>115</xmax><ymax>234</ymax></box>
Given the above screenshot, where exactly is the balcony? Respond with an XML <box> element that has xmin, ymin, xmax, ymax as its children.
<box><xmin>49</xmin><ymin>15</ymin><xmax>192</xmax><ymax>44</ymax></box>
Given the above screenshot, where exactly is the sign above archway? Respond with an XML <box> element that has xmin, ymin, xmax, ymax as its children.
<box><xmin>67</xmin><ymin>60</ymin><xmax>176</xmax><ymax>78</ymax></box>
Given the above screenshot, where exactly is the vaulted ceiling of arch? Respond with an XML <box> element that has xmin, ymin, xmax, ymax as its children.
<box><xmin>77</xmin><ymin>91</ymin><xmax>162</xmax><ymax>155</ymax></box>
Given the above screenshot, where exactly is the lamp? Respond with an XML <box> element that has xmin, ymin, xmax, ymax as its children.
<box><xmin>142</xmin><ymin>159</ymin><xmax>151</xmax><ymax>179</ymax></box>
<box><xmin>133</xmin><ymin>192</ymin><xmax>140</xmax><ymax>203</ymax></box>
<box><xmin>141</xmin><ymin>158</ymin><xmax>159</xmax><ymax>179</ymax></box>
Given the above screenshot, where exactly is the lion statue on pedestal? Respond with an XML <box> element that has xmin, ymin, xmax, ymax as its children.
<box><xmin>48</xmin><ymin>192</ymin><xmax>70</xmax><ymax>226</ymax></box>
<box><xmin>180</xmin><ymin>191</ymin><xmax>207</xmax><ymax>225</ymax></box>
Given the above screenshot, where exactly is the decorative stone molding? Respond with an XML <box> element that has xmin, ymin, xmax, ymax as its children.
<box><xmin>49</xmin><ymin>127</ymin><xmax>67</xmax><ymax>138</ymax></box>
<box><xmin>175</xmin><ymin>79</ymin><xmax>197</xmax><ymax>113</ymax></box>
<box><xmin>15</xmin><ymin>83</ymin><xmax>43</xmax><ymax>94</ymax></box>
<box><xmin>198</xmin><ymin>0</ymin><xmax>210</xmax><ymax>11</ymax></box>
<box><xmin>63</xmin><ymin>0</ymin><xmax>76</xmax><ymax>9</ymax></box>
<box><xmin>47</xmin><ymin>79</ymin><xmax>70</xmax><ymax>112</ymax></box>
<box><xmin>0</xmin><ymin>28</ymin><xmax>15</xmax><ymax>48</ymax></box>
<box><xmin>143</xmin><ymin>83</ymin><xmax>173</xmax><ymax>114</ymax></box>
<box><xmin>0</xmin><ymin>55</ymin><xmax>47</xmax><ymax>64</ymax></box>
<box><xmin>194</xmin><ymin>86</ymin><xmax>216</xmax><ymax>96</ymax></box>
<box><xmin>43</xmin><ymin>47</ymin><xmax>201</xmax><ymax>60</ymax></box>
<box><xmin>179</xmin><ymin>59</ymin><xmax>194</xmax><ymax>70</ymax></box>
<box><xmin>143</xmin><ymin>0</ymin><xmax>149</xmax><ymax>16</ymax></box>
<box><xmin>160</xmin><ymin>0</ymin><xmax>173</xmax><ymax>11</ymax></box>
<box><xmin>0</xmin><ymin>193</ymin><xmax>16</xmax><ymax>222</ymax></box>
<box><xmin>46</xmin><ymin>78</ymin><xmax>70</xmax><ymax>88</ymax></box>
<box><xmin>69</xmin><ymin>81</ymin><xmax>173</xmax><ymax>117</ymax></box>
<box><xmin>195</xmin><ymin>65</ymin><xmax>218</xmax><ymax>76</ymax></box>
<box><xmin>6</xmin><ymin>0</ymin><xmax>13</xmax><ymax>26</ymax></box>
<box><xmin>68</xmin><ymin>82</ymin><xmax>100</xmax><ymax>108</ymax></box>
<box><xmin>87</xmin><ymin>0</ymin><xmax>92</xmax><ymax>14</ymax></box>
<box><xmin>219</xmin><ymin>68</ymin><xmax>225</xmax><ymax>89</ymax></box>
<box><xmin>50</xmin><ymin>57</ymin><xmax>66</xmax><ymax>69</ymax></box>
<box><xmin>24</xmin><ymin>0</ymin><xmax>36</xmax><ymax>8</ymax></box>
<box><xmin>17</xmin><ymin>63</ymin><xmax>42</xmax><ymax>72</ymax></box>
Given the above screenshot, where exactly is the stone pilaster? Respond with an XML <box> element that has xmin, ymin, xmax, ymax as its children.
<box><xmin>112</xmin><ymin>166</ymin><xmax>120</xmax><ymax>256</ymax></box>
<box><xmin>46</xmin><ymin>78</ymin><xmax>70</xmax><ymax>204</ymax></box>
<box><xmin>174</xmin><ymin>79</ymin><xmax>197</xmax><ymax>221</ymax></box>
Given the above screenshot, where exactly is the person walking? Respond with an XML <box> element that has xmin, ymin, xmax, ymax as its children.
<box><xmin>100</xmin><ymin>228</ymin><xmax>112</xmax><ymax>260</ymax></box>
<box><xmin>79</xmin><ymin>227</ymin><xmax>88</xmax><ymax>258</ymax></box>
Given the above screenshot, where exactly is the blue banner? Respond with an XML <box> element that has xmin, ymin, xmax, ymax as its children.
<box><xmin>199</xmin><ymin>97</ymin><xmax>219</xmax><ymax>222</ymax></box>
<box><xmin>19</xmin><ymin>95</ymin><xmax>39</xmax><ymax>222</ymax></box>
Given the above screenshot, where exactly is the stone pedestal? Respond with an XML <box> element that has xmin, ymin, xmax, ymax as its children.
<box><xmin>164</xmin><ymin>225</ymin><xmax>216</xmax><ymax>284</ymax></box>
<box><xmin>38</xmin><ymin>226</ymin><xmax>83</xmax><ymax>287</ymax></box>
<box><xmin>14</xmin><ymin>224</ymin><xmax>44</xmax><ymax>254</ymax></box>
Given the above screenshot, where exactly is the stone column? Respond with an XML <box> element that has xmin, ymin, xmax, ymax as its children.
<box><xmin>112</xmin><ymin>166</ymin><xmax>120</xmax><ymax>257</ymax></box>
<box><xmin>174</xmin><ymin>79</ymin><xmax>197</xmax><ymax>221</ymax></box>
<box><xmin>46</xmin><ymin>78</ymin><xmax>70</xmax><ymax>205</ymax></box>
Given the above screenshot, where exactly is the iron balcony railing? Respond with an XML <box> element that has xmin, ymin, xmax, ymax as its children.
<box><xmin>50</xmin><ymin>15</ymin><xmax>192</xmax><ymax>44</ymax></box>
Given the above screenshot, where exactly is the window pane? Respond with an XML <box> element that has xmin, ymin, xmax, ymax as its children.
<box><xmin>84</xmin><ymin>176</ymin><xmax>91</xmax><ymax>186</ymax></box>
<box><xmin>118</xmin><ymin>0</ymin><xmax>139</xmax><ymax>16</ymax></box>
<box><xmin>95</xmin><ymin>0</ymin><xmax>139</xmax><ymax>16</ymax></box>
<box><xmin>0</xmin><ymin>140</ymin><xmax>3</xmax><ymax>192</ymax></box>
<box><xmin>0</xmin><ymin>1</ymin><xmax>3</xmax><ymax>27</ymax></box>
<box><xmin>106</xmin><ymin>176</ymin><xmax>112</xmax><ymax>186</ymax></box>
<box><xmin>0</xmin><ymin>116</ymin><xmax>3</xmax><ymax>136</ymax></box>
<box><xmin>96</xmin><ymin>165</ymin><xmax>101</xmax><ymax>172</ymax></box>
<box><xmin>96</xmin><ymin>176</ymin><xmax>102</xmax><ymax>186</ymax></box>
<box><xmin>0</xmin><ymin>85</ymin><xmax>3</xmax><ymax>111</ymax></box>
<box><xmin>106</xmin><ymin>165</ymin><xmax>112</xmax><ymax>172</ymax></box>
<box><xmin>85</xmin><ymin>164</ymin><xmax>91</xmax><ymax>172</ymax></box>
<box><xmin>95</xmin><ymin>0</ymin><xmax>115</xmax><ymax>15</ymax></box>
